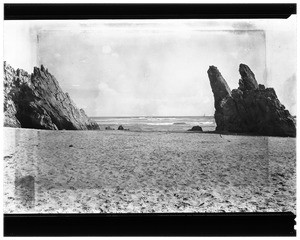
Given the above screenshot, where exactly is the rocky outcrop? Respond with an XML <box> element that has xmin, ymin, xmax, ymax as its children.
<box><xmin>188</xmin><ymin>126</ymin><xmax>203</xmax><ymax>131</ymax></box>
<box><xmin>117</xmin><ymin>125</ymin><xmax>124</xmax><ymax>130</ymax></box>
<box><xmin>3</xmin><ymin>62</ymin><xmax>100</xmax><ymax>130</ymax></box>
<box><xmin>238</xmin><ymin>63</ymin><xmax>259</xmax><ymax>91</ymax></box>
<box><xmin>208</xmin><ymin>64</ymin><xmax>296</xmax><ymax>137</ymax></box>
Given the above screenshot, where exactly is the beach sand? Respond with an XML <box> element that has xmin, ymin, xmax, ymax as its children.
<box><xmin>3</xmin><ymin>127</ymin><xmax>296</xmax><ymax>213</ymax></box>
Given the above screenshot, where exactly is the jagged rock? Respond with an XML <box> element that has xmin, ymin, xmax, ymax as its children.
<box><xmin>3</xmin><ymin>62</ymin><xmax>100</xmax><ymax>130</ymax></box>
<box><xmin>207</xmin><ymin>66</ymin><xmax>232</xmax><ymax>113</ymax></box>
<box><xmin>3</xmin><ymin>98</ymin><xmax>21</xmax><ymax>128</ymax></box>
<box><xmin>207</xmin><ymin>64</ymin><xmax>296</xmax><ymax>137</ymax></box>
<box><xmin>188</xmin><ymin>126</ymin><xmax>203</xmax><ymax>131</ymax></box>
<box><xmin>118</xmin><ymin>125</ymin><xmax>124</xmax><ymax>130</ymax></box>
<box><xmin>238</xmin><ymin>63</ymin><xmax>259</xmax><ymax>91</ymax></box>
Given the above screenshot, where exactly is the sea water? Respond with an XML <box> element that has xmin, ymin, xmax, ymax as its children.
<box><xmin>91</xmin><ymin>116</ymin><xmax>216</xmax><ymax>132</ymax></box>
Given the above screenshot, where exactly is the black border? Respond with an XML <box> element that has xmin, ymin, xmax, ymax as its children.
<box><xmin>4</xmin><ymin>213</ymin><xmax>296</xmax><ymax>236</ymax></box>
<box><xmin>4</xmin><ymin>3</ymin><xmax>297</xmax><ymax>20</ymax></box>
<box><xmin>3</xmin><ymin>3</ymin><xmax>297</xmax><ymax>237</ymax></box>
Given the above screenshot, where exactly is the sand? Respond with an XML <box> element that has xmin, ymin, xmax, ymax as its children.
<box><xmin>3</xmin><ymin>127</ymin><xmax>296</xmax><ymax>213</ymax></box>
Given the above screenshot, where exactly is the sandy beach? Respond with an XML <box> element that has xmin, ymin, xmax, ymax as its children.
<box><xmin>3</xmin><ymin>127</ymin><xmax>296</xmax><ymax>214</ymax></box>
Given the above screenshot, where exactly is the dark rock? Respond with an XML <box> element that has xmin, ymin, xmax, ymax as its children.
<box><xmin>105</xmin><ymin>126</ymin><xmax>114</xmax><ymax>130</ymax></box>
<box><xmin>118</xmin><ymin>125</ymin><xmax>124</xmax><ymax>130</ymax></box>
<box><xmin>188</xmin><ymin>126</ymin><xmax>203</xmax><ymax>131</ymax></box>
<box><xmin>207</xmin><ymin>63</ymin><xmax>296</xmax><ymax>137</ymax></box>
<box><xmin>3</xmin><ymin>62</ymin><xmax>22</xmax><ymax>128</ymax></box>
<box><xmin>207</xmin><ymin>66</ymin><xmax>232</xmax><ymax>113</ymax></box>
<box><xmin>69</xmin><ymin>144</ymin><xmax>73</xmax><ymax>147</ymax></box>
<box><xmin>3</xmin><ymin>62</ymin><xmax>100</xmax><ymax>130</ymax></box>
<box><xmin>238</xmin><ymin>63</ymin><xmax>259</xmax><ymax>91</ymax></box>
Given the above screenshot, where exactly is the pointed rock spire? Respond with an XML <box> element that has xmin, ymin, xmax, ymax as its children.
<box><xmin>207</xmin><ymin>63</ymin><xmax>296</xmax><ymax>137</ymax></box>
<box><xmin>207</xmin><ymin>65</ymin><xmax>231</xmax><ymax>111</ymax></box>
<box><xmin>238</xmin><ymin>63</ymin><xmax>259</xmax><ymax>91</ymax></box>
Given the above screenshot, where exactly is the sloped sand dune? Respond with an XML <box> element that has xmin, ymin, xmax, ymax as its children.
<box><xmin>3</xmin><ymin>128</ymin><xmax>296</xmax><ymax>213</ymax></box>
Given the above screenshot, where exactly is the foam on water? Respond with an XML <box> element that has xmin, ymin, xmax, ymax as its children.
<box><xmin>91</xmin><ymin>116</ymin><xmax>216</xmax><ymax>132</ymax></box>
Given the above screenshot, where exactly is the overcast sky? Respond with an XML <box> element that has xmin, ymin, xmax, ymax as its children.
<box><xmin>4</xmin><ymin>18</ymin><xmax>297</xmax><ymax>116</ymax></box>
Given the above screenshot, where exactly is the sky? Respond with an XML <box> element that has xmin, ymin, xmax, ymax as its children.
<box><xmin>4</xmin><ymin>18</ymin><xmax>297</xmax><ymax>116</ymax></box>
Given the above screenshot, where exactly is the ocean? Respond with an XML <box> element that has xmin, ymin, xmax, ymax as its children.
<box><xmin>91</xmin><ymin>116</ymin><xmax>216</xmax><ymax>132</ymax></box>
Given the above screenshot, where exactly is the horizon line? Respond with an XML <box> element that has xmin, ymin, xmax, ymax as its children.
<box><xmin>90</xmin><ymin>115</ymin><xmax>214</xmax><ymax>118</ymax></box>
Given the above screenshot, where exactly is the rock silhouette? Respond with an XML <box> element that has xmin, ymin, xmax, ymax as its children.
<box><xmin>3</xmin><ymin>62</ymin><xmax>99</xmax><ymax>130</ymax></box>
<box><xmin>118</xmin><ymin>125</ymin><xmax>124</xmax><ymax>130</ymax></box>
<box><xmin>238</xmin><ymin>63</ymin><xmax>259</xmax><ymax>91</ymax></box>
<box><xmin>208</xmin><ymin>64</ymin><xmax>296</xmax><ymax>137</ymax></box>
<box><xmin>188</xmin><ymin>126</ymin><xmax>203</xmax><ymax>131</ymax></box>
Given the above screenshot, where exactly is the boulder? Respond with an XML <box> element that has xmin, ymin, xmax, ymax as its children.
<box><xmin>3</xmin><ymin>62</ymin><xmax>100</xmax><ymax>130</ymax></box>
<box><xmin>188</xmin><ymin>126</ymin><xmax>203</xmax><ymax>131</ymax></box>
<box><xmin>207</xmin><ymin>63</ymin><xmax>296</xmax><ymax>137</ymax></box>
<box><xmin>118</xmin><ymin>125</ymin><xmax>124</xmax><ymax>130</ymax></box>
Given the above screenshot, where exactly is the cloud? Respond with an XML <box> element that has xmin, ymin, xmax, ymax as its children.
<box><xmin>232</xmin><ymin>22</ymin><xmax>257</xmax><ymax>31</ymax></box>
<box><xmin>54</xmin><ymin>52</ymin><xmax>61</xmax><ymax>58</ymax></box>
<box><xmin>98</xmin><ymin>82</ymin><xmax>117</xmax><ymax>96</ymax></box>
<box><xmin>28</xmin><ymin>21</ymin><xmax>295</xmax><ymax>117</ymax></box>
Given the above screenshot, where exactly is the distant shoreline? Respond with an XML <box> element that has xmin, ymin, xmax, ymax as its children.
<box><xmin>90</xmin><ymin>116</ymin><xmax>214</xmax><ymax>119</ymax></box>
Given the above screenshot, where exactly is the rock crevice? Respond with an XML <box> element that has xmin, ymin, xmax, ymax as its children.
<box><xmin>207</xmin><ymin>63</ymin><xmax>296</xmax><ymax>137</ymax></box>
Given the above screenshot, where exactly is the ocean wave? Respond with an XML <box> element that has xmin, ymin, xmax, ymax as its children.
<box><xmin>152</xmin><ymin>118</ymin><xmax>177</xmax><ymax>120</ymax></box>
<box><xmin>201</xmin><ymin>121</ymin><xmax>214</xmax><ymax>125</ymax></box>
<box><xmin>145</xmin><ymin>123</ymin><xmax>174</xmax><ymax>126</ymax></box>
<box><xmin>173</xmin><ymin>122</ymin><xmax>187</xmax><ymax>125</ymax></box>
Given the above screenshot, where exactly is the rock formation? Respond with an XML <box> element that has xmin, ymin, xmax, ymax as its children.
<box><xmin>3</xmin><ymin>62</ymin><xmax>100</xmax><ymax>130</ymax></box>
<box><xmin>118</xmin><ymin>125</ymin><xmax>124</xmax><ymax>130</ymax></box>
<box><xmin>188</xmin><ymin>126</ymin><xmax>203</xmax><ymax>131</ymax></box>
<box><xmin>207</xmin><ymin>64</ymin><xmax>296</xmax><ymax>137</ymax></box>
